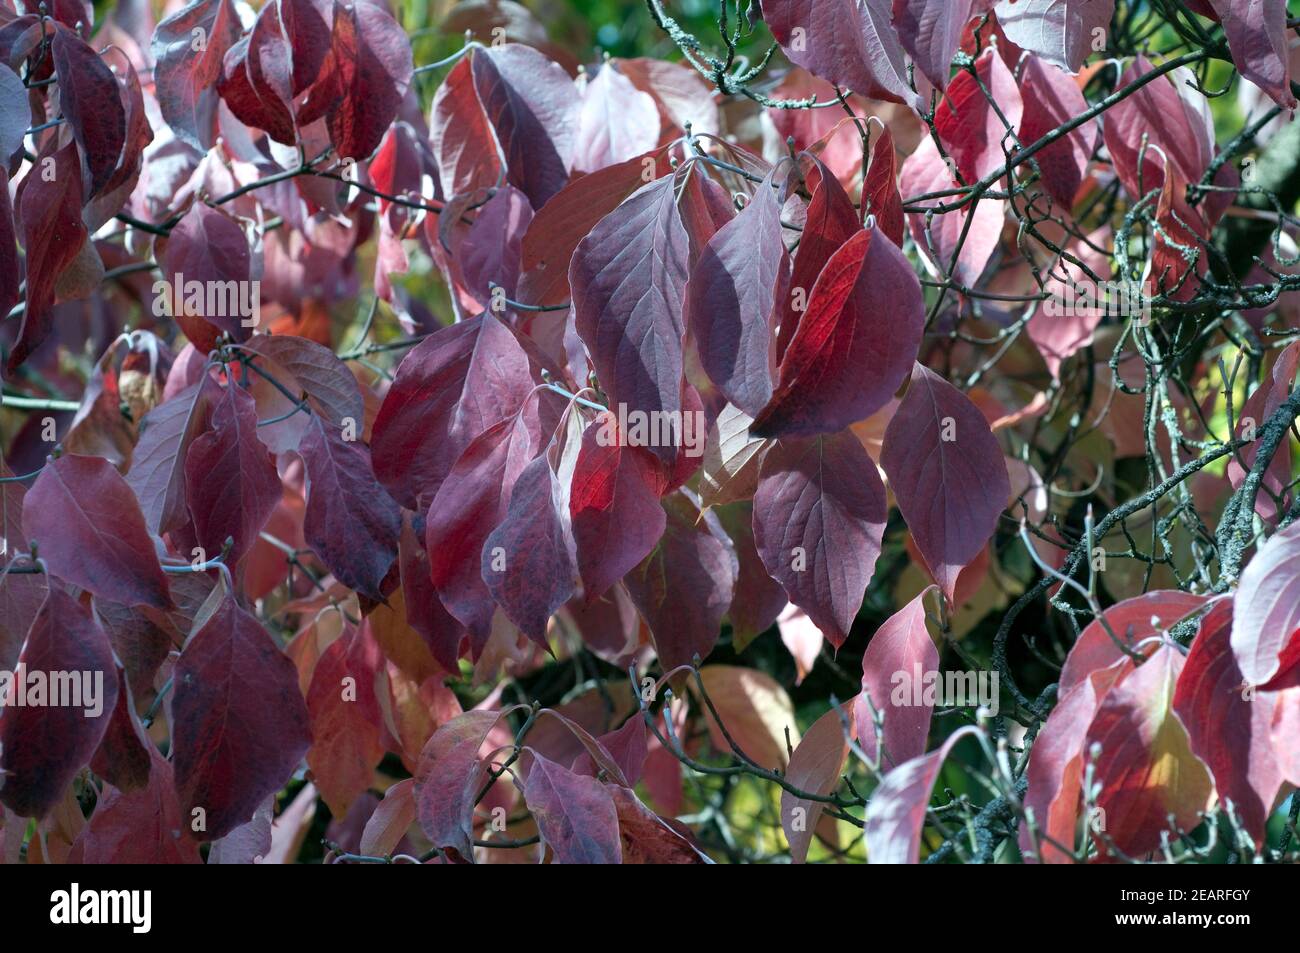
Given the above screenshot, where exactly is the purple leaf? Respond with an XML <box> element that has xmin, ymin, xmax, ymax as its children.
<box><xmin>752</xmin><ymin>433</ymin><xmax>887</xmax><ymax>648</ymax></box>
<box><xmin>881</xmin><ymin>363</ymin><xmax>1010</xmax><ymax>604</ymax></box>
<box><xmin>570</xmin><ymin>174</ymin><xmax>692</xmax><ymax>465</ymax></box>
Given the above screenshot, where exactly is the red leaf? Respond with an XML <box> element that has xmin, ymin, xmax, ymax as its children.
<box><xmin>856</xmin><ymin>587</ymin><xmax>940</xmax><ymax>767</ymax></box>
<box><xmin>880</xmin><ymin>363</ymin><xmax>1011</xmax><ymax>603</ymax></box>
<box><xmin>776</xmin><ymin>156</ymin><xmax>860</xmax><ymax>361</ymax></box>
<box><xmin>862</xmin><ymin>125</ymin><xmax>904</xmax><ymax>244</ymax></box>
<box><xmin>371</xmin><ymin>314</ymin><xmax>532</xmax><ymax>510</ymax></box>
<box><xmin>1016</xmin><ymin>54</ymin><xmax>1098</xmax><ymax>208</ymax></box>
<box><xmin>1230</xmin><ymin>520</ymin><xmax>1300</xmax><ymax>687</ymax></box>
<box><xmin>50</xmin><ymin>24</ymin><xmax>126</xmax><ymax>196</ymax></box>
<box><xmin>1173</xmin><ymin>601</ymin><xmax>1284</xmax><ymax>844</ymax></box>
<box><xmin>151</xmin><ymin>0</ymin><xmax>243</xmax><ymax>151</ymax></box>
<box><xmin>398</xmin><ymin>511</ymin><xmax>466</xmax><ymax>671</ymax></box>
<box><xmin>1058</xmin><ymin>590</ymin><xmax>1208</xmax><ymax>694</ymax></box>
<box><xmin>571</xmin><ymin>716</ymin><xmax>649</xmax><ymax>787</ymax></box>
<box><xmin>864</xmin><ymin>725</ymin><xmax>982</xmax><ymax>863</ymax></box>
<box><xmin>298</xmin><ymin>415</ymin><xmax>402</xmax><ymax>602</ymax></box>
<box><xmin>172</xmin><ymin>590</ymin><xmax>312</xmax><ymax>841</ymax></box>
<box><xmin>430</xmin><ymin>55</ymin><xmax>504</xmax><ymax>199</ymax></box>
<box><xmin>517</xmin><ymin>148</ymin><xmax>671</xmax><ymax>309</ymax></box>
<box><xmin>319</xmin><ymin>0</ymin><xmax>413</xmax><ymax>161</ymax></box>
<box><xmin>624</xmin><ymin>493</ymin><xmax>736</xmax><ymax>671</ymax></box>
<box><xmin>993</xmin><ymin>0</ymin><xmax>1114</xmax><ymax>73</ymax></box>
<box><xmin>7</xmin><ymin>141</ymin><xmax>87</xmax><ymax>374</ymax></box>
<box><xmin>1149</xmin><ymin>160</ymin><xmax>1210</xmax><ymax>302</ymax></box>
<box><xmin>1018</xmin><ymin>665</ymin><xmax>1122</xmax><ymax>863</ymax></box>
<box><xmin>1084</xmin><ymin>645</ymin><xmax>1213</xmax><ymax>858</ymax></box>
<box><xmin>78</xmin><ymin>749</ymin><xmax>201</xmax><ymax>864</ymax></box>
<box><xmin>753</xmin><ymin>223</ymin><xmax>923</xmax><ymax>437</ymax></box>
<box><xmin>185</xmin><ymin>383</ymin><xmax>281</xmax><ymax>572</ymax></box>
<box><xmin>610</xmin><ymin>784</ymin><xmax>709</xmax><ymax>863</ymax></box>
<box><xmin>426</xmin><ymin>401</ymin><xmax>541</xmax><ymax>647</ymax></box>
<box><xmin>471</xmin><ymin>44</ymin><xmax>579</xmax><ymax>209</ymax></box>
<box><xmin>1207</xmin><ymin>0</ymin><xmax>1296</xmax><ymax>109</ymax></box>
<box><xmin>752</xmin><ymin>433</ymin><xmax>887</xmax><ymax>648</ymax></box>
<box><xmin>569</xmin><ymin>412</ymin><xmax>668</xmax><ymax>603</ymax></box>
<box><xmin>0</xmin><ymin>585</ymin><xmax>119</xmax><ymax>818</ymax></box>
<box><xmin>1101</xmin><ymin>56</ymin><xmax>1220</xmax><ymax>207</ymax></box>
<box><xmin>936</xmin><ymin>47</ymin><xmax>1024</xmax><ymax>184</ymax></box>
<box><xmin>217</xmin><ymin>11</ymin><xmax>296</xmax><ymax>146</ymax></box>
<box><xmin>23</xmin><ymin>454</ymin><xmax>172</xmax><ymax>609</ymax></box>
<box><xmin>413</xmin><ymin>708</ymin><xmax>512</xmax><ymax>861</ymax></box>
<box><xmin>157</xmin><ymin>203</ymin><xmax>255</xmax><ymax>351</ymax></box>
<box><xmin>127</xmin><ymin>376</ymin><xmax>221</xmax><ymax>537</ymax></box>
<box><xmin>306</xmin><ymin>623</ymin><xmax>387</xmax><ymax>817</ymax></box>
<box><xmin>718</xmin><ymin>502</ymin><xmax>788</xmax><ymax>648</ymax></box>
<box><xmin>90</xmin><ymin>670</ymin><xmax>153</xmax><ymax>794</ymax></box>
<box><xmin>570</xmin><ymin>174</ymin><xmax>691</xmax><ymax>465</ymax></box>
<box><xmin>481</xmin><ymin>452</ymin><xmax>575</xmax><ymax>645</ymax></box>
<box><xmin>762</xmin><ymin>0</ymin><xmax>922</xmax><ymax>108</ymax></box>
<box><xmin>687</xmin><ymin>169</ymin><xmax>790</xmax><ymax>415</ymax></box>
<box><xmin>522</xmin><ymin>749</ymin><xmax>622</xmax><ymax>864</ymax></box>
<box><xmin>781</xmin><ymin>700</ymin><xmax>854</xmax><ymax>863</ymax></box>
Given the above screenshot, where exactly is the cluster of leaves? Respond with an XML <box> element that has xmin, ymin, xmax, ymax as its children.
<box><xmin>0</xmin><ymin>0</ymin><xmax>1298</xmax><ymax>864</ymax></box>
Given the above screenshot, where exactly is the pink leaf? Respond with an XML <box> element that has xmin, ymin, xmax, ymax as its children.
<box><xmin>855</xmin><ymin>587</ymin><xmax>940</xmax><ymax>768</ymax></box>
<box><xmin>1208</xmin><ymin>0</ymin><xmax>1296</xmax><ymax>109</ymax></box>
<box><xmin>1084</xmin><ymin>645</ymin><xmax>1213</xmax><ymax>858</ymax></box>
<box><xmin>781</xmin><ymin>700</ymin><xmax>854</xmax><ymax>863</ymax></box>
<box><xmin>864</xmin><ymin>725</ymin><xmax>982</xmax><ymax>863</ymax></box>
<box><xmin>1230</xmin><ymin>520</ymin><xmax>1300</xmax><ymax>687</ymax></box>
<box><xmin>762</xmin><ymin>0</ymin><xmax>923</xmax><ymax>108</ymax></box>
<box><xmin>993</xmin><ymin>0</ymin><xmax>1115</xmax><ymax>73</ymax></box>
<box><xmin>573</xmin><ymin>64</ymin><xmax>661</xmax><ymax>173</ymax></box>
